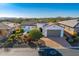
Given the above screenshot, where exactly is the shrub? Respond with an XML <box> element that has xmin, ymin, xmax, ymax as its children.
<box><xmin>28</xmin><ymin>29</ymin><xmax>43</xmax><ymax>41</ymax></box>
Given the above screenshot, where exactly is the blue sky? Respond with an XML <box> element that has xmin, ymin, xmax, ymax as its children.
<box><xmin>0</xmin><ymin>3</ymin><xmax>79</xmax><ymax>18</ymax></box>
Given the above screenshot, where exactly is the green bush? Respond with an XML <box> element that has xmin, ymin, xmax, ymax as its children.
<box><xmin>28</xmin><ymin>29</ymin><xmax>43</xmax><ymax>41</ymax></box>
<box><xmin>20</xmin><ymin>28</ymin><xmax>24</xmax><ymax>33</ymax></box>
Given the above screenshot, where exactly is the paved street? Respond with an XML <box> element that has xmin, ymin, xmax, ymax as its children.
<box><xmin>57</xmin><ymin>48</ymin><xmax>79</xmax><ymax>56</ymax></box>
<box><xmin>0</xmin><ymin>48</ymin><xmax>39</xmax><ymax>56</ymax></box>
<box><xmin>0</xmin><ymin>48</ymin><xmax>79</xmax><ymax>56</ymax></box>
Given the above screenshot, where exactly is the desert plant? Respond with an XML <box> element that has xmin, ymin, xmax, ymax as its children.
<box><xmin>28</xmin><ymin>29</ymin><xmax>43</xmax><ymax>41</ymax></box>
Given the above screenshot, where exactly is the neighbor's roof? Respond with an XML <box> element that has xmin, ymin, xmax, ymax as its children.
<box><xmin>22</xmin><ymin>22</ymin><xmax>36</xmax><ymax>26</ymax></box>
<box><xmin>0</xmin><ymin>23</ymin><xmax>11</xmax><ymax>29</ymax></box>
<box><xmin>58</xmin><ymin>19</ymin><xmax>79</xmax><ymax>27</ymax></box>
<box><xmin>2</xmin><ymin>22</ymin><xmax>20</xmax><ymax>28</ymax></box>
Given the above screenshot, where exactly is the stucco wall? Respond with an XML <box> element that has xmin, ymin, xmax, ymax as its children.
<box><xmin>43</xmin><ymin>25</ymin><xmax>64</xmax><ymax>37</ymax></box>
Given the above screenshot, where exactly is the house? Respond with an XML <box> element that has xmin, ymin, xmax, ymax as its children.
<box><xmin>2</xmin><ymin>22</ymin><xmax>21</xmax><ymax>33</ymax></box>
<box><xmin>22</xmin><ymin>22</ymin><xmax>64</xmax><ymax>38</ymax></box>
<box><xmin>43</xmin><ymin>25</ymin><xmax>64</xmax><ymax>37</ymax></box>
<box><xmin>36</xmin><ymin>22</ymin><xmax>48</xmax><ymax>32</ymax></box>
<box><xmin>57</xmin><ymin>19</ymin><xmax>79</xmax><ymax>36</ymax></box>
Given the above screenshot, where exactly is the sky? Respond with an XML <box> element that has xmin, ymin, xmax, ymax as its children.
<box><xmin>0</xmin><ymin>3</ymin><xmax>79</xmax><ymax>18</ymax></box>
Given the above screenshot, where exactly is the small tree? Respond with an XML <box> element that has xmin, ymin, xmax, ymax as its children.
<box><xmin>4</xmin><ymin>28</ymin><xmax>24</xmax><ymax>47</ymax></box>
<box><xmin>28</xmin><ymin>29</ymin><xmax>43</xmax><ymax>41</ymax></box>
<box><xmin>13</xmin><ymin>28</ymin><xmax>24</xmax><ymax>34</ymax></box>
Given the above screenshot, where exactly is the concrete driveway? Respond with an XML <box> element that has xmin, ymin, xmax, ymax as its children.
<box><xmin>41</xmin><ymin>38</ymin><xmax>65</xmax><ymax>49</ymax></box>
<box><xmin>41</xmin><ymin>37</ymin><xmax>79</xmax><ymax>56</ymax></box>
<box><xmin>41</xmin><ymin>37</ymin><xmax>71</xmax><ymax>49</ymax></box>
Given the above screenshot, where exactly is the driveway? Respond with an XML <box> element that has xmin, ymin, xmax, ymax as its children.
<box><xmin>41</xmin><ymin>37</ymin><xmax>79</xmax><ymax>56</ymax></box>
<box><xmin>41</xmin><ymin>38</ymin><xmax>65</xmax><ymax>49</ymax></box>
<box><xmin>41</xmin><ymin>37</ymin><xmax>71</xmax><ymax>49</ymax></box>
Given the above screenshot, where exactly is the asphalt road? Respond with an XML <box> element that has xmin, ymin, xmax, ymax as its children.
<box><xmin>0</xmin><ymin>48</ymin><xmax>39</xmax><ymax>56</ymax></box>
<box><xmin>0</xmin><ymin>48</ymin><xmax>78</xmax><ymax>56</ymax></box>
<box><xmin>57</xmin><ymin>48</ymin><xmax>79</xmax><ymax>56</ymax></box>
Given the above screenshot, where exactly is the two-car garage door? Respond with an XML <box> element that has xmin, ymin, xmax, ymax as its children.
<box><xmin>47</xmin><ymin>30</ymin><xmax>61</xmax><ymax>37</ymax></box>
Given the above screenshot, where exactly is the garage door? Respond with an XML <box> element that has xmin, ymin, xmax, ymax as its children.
<box><xmin>47</xmin><ymin>30</ymin><xmax>61</xmax><ymax>37</ymax></box>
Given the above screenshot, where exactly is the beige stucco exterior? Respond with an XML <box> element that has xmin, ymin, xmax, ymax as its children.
<box><xmin>59</xmin><ymin>24</ymin><xmax>77</xmax><ymax>36</ymax></box>
<box><xmin>57</xmin><ymin>20</ymin><xmax>79</xmax><ymax>36</ymax></box>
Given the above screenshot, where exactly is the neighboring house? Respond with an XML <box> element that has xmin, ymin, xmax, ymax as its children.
<box><xmin>57</xmin><ymin>19</ymin><xmax>79</xmax><ymax>36</ymax></box>
<box><xmin>2</xmin><ymin>22</ymin><xmax>20</xmax><ymax>28</ymax></box>
<box><xmin>2</xmin><ymin>22</ymin><xmax>21</xmax><ymax>33</ymax></box>
<box><xmin>43</xmin><ymin>25</ymin><xmax>64</xmax><ymax>37</ymax></box>
<box><xmin>0</xmin><ymin>23</ymin><xmax>12</xmax><ymax>39</ymax></box>
<box><xmin>22</xmin><ymin>22</ymin><xmax>37</xmax><ymax>33</ymax></box>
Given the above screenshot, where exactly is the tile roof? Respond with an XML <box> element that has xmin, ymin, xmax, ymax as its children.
<box><xmin>0</xmin><ymin>23</ymin><xmax>11</xmax><ymax>29</ymax></box>
<box><xmin>21</xmin><ymin>22</ymin><xmax>36</xmax><ymax>26</ymax></box>
<box><xmin>58</xmin><ymin>19</ymin><xmax>79</xmax><ymax>27</ymax></box>
<box><xmin>2</xmin><ymin>22</ymin><xmax>20</xmax><ymax>28</ymax></box>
